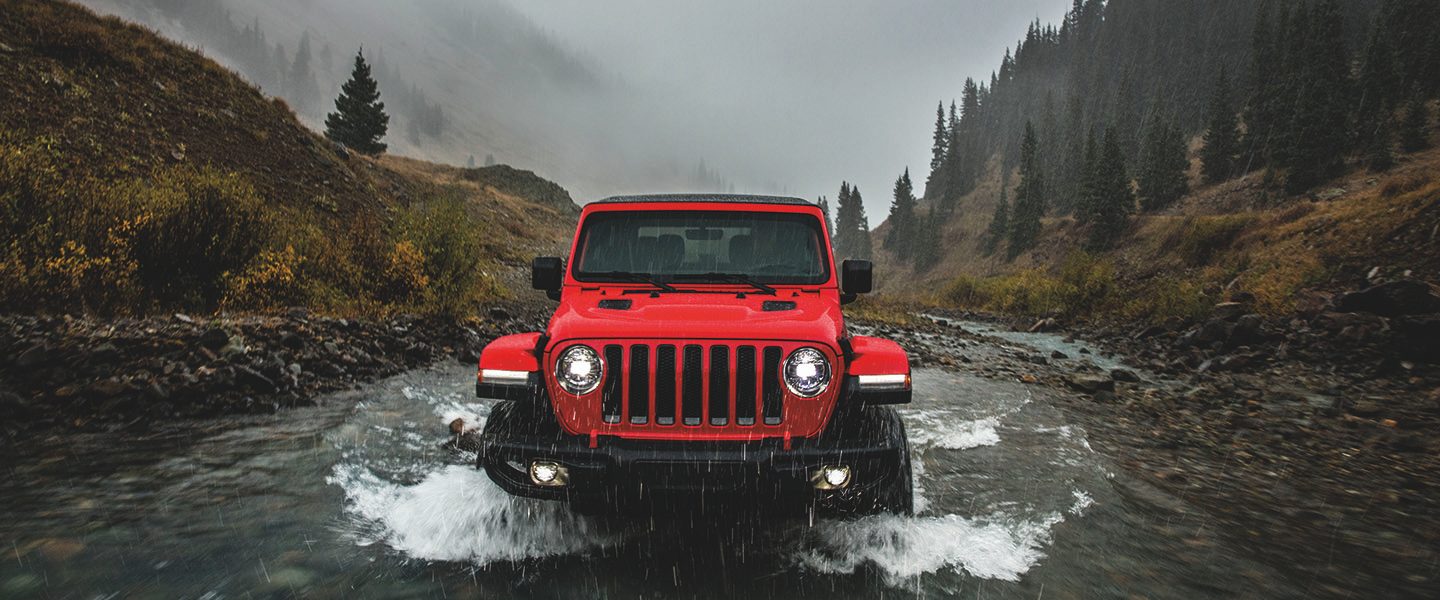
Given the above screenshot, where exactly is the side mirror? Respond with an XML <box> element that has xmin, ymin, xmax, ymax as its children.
<box><xmin>840</xmin><ymin>259</ymin><xmax>872</xmax><ymax>304</ymax></box>
<box><xmin>532</xmin><ymin>256</ymin><xmax>563</xmax><ymax>301</ymax></box>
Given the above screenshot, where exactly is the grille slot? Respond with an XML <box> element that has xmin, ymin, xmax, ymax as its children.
<box><xmin>628</xmin><ymin>345</ymin><xmax>649</xmax><ymax>424</ymax></box>
<box><xmin>655</xmin><ymin>345</ymin><xmax>677</xmax><ymax>425</ymax></box>
<box><xmin>762</xmin><ymin>346</ymin><xmax>783</xmax><ymax>425</ymax></box>
<box><xmin>601</xmin><ymin>345</ymin><xmax>623</xmax><ymax>423</ymax></box>
<box><xmin>708</xmin><ymin>346</ymin><xmax>730</xmax><ymax>425</ymax></box>
<box><xmin>682</xmin><ymin>345</ymin><xmax>704</xmax><ymax>425</ymax></box>
<box><xmin>735</xmin><ymin>346</ymin><xmax>757</xmax><ymax>425</ymax></box>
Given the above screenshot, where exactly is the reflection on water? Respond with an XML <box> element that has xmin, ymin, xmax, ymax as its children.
<box><xmin>2</xmin><ymin>352</ymin><xmax>1305</xmax><ymax>598</ymax></box>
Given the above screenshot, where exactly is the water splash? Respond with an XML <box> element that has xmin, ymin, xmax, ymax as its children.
<box><xmin>794</xmin><ymin>511</ymin><xmax>1065</xmax><ymax>584</ymax></box>
<box><xmin>328</xmin><ymin>464</ymin><xmax>616</xmax><ymax>564</ymax></box>
<box><xmin>907</xmin><ymin>413</ymin><xmax>1001</xmax><ymax>451</ymax></box>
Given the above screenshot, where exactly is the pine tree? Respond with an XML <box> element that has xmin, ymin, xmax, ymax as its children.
<box><xmin>1283</xmin><ymin>0</ymin><xmax>1352</xmax><ymax>194</ymax></box>
<box><xmin>929</xmin><ymin>102</ymin><xmax>948</xmax><ymax>179</ymax></box>
<box><xmin>1007</xmin><ymin>123</ymin><xmax>1045</xmax><ymax>257</ymax></box>
<box><xmin>1086</xmin><ymin>128</ymin><xmax>1135</xmax><ymax>251</ymax></box>
<box><xmin>913</xmin><ymin>206</ymin><xmax>943</xmax><ymax>271</ymax></box>
<box><xmin>1358</xmin><ymin>16</ymin><xmax>1401</xmax><ymax>123</ymax></box>
<box><xmin>1400</xmin><ymin>93</ymin><xmax>1432</xmax><ymax>152</ymax></box>
<box><xmin>984</xmin><ymin>181</ymin><xmax>1010</xmax><ymax>256</ymax></box>
<box><xmin>325</xmin><ymin>49</ymin><xmax>389</xmax><ymax>155</ymax></box>
<box><xmin>1076</xmin><ymin>130</ymin><xmax>1100</xmax><ymax>225</ymax></box>
<box><xmin>1139</xmin><ymin>119</ymin><xmax>1189</xmax><ymax>212</ymax></box>
<box><xmin>1365</xmin><ymin>115</ymin><xmax>1396</xmax><ymax>172</ymax></box>
<box><xmin>1201</xmin><ymin>68</ymin><xmax>1239</xmax><ymax>184</ymax></box>
<box><xmin>833</xmin><ymin>183</ymin><xmax>872</xmax><ymax>261</ymax></box>
<box><xmin>1243</xmin><ymin>2</ymin><xmax>1282</xmax><ymax>171</ymax></box>
<box><xmin>817</xmin><ymin>196</ymin><xmax>834</xmax><ymax>240</ymax></box>
<box><xmin>884</xmin><ymin>169</ymin><xmax>918</xmax><ymax>260</ymax></box>
<box><xmin>485</xmin><ymin>153</ymin><xmax>496</xmax><ymax>167</ymax></box>
<box><xmin>287</xmin><ymin>31</ymin><xmax>320</xmax><ymax>114</ymax></box>
<box><xmin>467</xmin><ymin>155</ymin><xmax>476</xmax><ymax>169</ymax></box>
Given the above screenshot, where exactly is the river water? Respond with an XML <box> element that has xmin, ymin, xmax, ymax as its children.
<box><xmin>0</xmin><ymin>326</ymin><xmax>1309</xmax><ymax>598</ymax></box>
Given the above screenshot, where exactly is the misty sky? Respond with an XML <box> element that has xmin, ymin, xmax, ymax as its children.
<box><xmin>512</xmin><ymin>0</ymin><xmax>1071</xmax><ymax>217</ymax></box>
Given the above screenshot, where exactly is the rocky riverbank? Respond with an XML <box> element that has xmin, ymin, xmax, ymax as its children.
<box><xmin>895</xmin><ymin>280</ymin><xmax>1440</xmax><ymax>596</ymax></box>
<box><xmin>0</xmin><ymin>305</ymin><xmax>548</xmax><ymax>442</ymax></box>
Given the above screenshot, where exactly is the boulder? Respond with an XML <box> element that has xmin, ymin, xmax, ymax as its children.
<box><xmin>1066</xmin><ymin>374</ymin><xmax>1115</xmax><ymax>394</ymax></box>
<box><xmin>1229</xmin><ymin>314</ymin><xmax>1265</xmax><ymax>345</ymax></box>
<box><xmin>1194</xmin><ymin>319</ymin><xmax>1234</xmax><ymax>344</ymax></box>
<box><xmin>198</xmin><ymin>327</ymin><xmax>230</xmax><ymax>351</ymax></box>
<box><xmin>235</xmin><ymin>366</ymin><xmax>277</xmax><ymax>393</ymax></box>
<box><xmin>1212</xmin><ymin>302</ymin><xmax>1248</xmax><ymax>321</ymax></box>
<box><xmin>1111</xmin><ymin>368</ymin><xmax>1141</xmax><ymax>382</ymax></box>
<box><xmin>1028</xmin><ymin>318</ymin><xmax>1060</xmax><ymax>333</ymax></box>
<box><xmin>1395</xmin><ymin>314</ymin><xmax>1440</xmax><ymax>361</ymax></box>
<box><xmin>1335</xmin><ymin>280</ymin><xmax>1440</xmax><ymax>317</ymax></box>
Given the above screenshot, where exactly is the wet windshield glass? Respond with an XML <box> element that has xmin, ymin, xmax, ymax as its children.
<box><xmin>573</xmin><ymin>211</ymin><xmax>829</xmax><ymax>284</ymax></box>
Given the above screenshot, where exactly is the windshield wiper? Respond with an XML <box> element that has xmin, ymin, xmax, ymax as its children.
<box><xmin>589</xmin><ymin>271</ymin><xmax>677</xmax><ymax>293</ymax></box>
<box><xmin>674</xmin><ymin>272</ymin><xmax>777</xmax><ymax>296</ymax></box>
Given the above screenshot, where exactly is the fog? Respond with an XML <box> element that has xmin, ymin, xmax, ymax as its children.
<box><xmin>77</xmin><ymin>0</ymin><xmax>1069</xmax><ymax>217</ymax></box>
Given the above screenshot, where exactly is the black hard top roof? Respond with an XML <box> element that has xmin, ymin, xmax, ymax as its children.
<box><xmin>594</xmin><ymin>194</ymin><xmax>814</xmax><ymax>206</ymax></box>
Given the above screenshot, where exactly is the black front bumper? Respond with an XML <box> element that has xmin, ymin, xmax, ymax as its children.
<box><xmin>478</xmin><ymin>401</ymin><xmax>908</xmax><ymax>516</ymax></box>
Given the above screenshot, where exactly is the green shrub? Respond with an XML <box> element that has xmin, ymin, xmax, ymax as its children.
<box><xmin>392</xmin><ymin>193</ymin><xmax>503</xmax><ymax>315</ymax></box>
<box><xmin>119</xmin><ymin>167</ymin><xmax>274</xmax><ymax>309</ymax></box>
<box><xmin>1168</xmin><ymin>214</ymin><xmax>1256</xmax><ymax>266</ymax></box>
<box><xmin>1121</xmin><ymin>276</ymin><xmax>1214</xmax><ymax>323</ymax></box>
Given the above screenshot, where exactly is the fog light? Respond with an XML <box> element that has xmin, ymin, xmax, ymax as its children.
<box><xmin>529</xmin><ymin>461</ymin><xmax>568</xmax><ymax>486</ymax></box>
<box><xmin>813</xmin><ymin>465</ymin><xmax>851</xmax><ymax>490</ymax></box>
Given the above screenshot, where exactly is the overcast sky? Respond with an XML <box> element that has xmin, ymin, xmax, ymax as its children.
<box><xmin>511</xmin><ymin>0</ymin><xmax>1072</xmax><ymax>217</ymax></box>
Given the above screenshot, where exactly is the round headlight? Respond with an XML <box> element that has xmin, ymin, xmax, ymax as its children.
<box><xmin>783</xmin><ymin>347</ymin><xmax>831</xmax><ymax>397</ymax></box>
<box><xmin>555</xmin><ymin>345</ymin><xmax>603</xmax><ymax>395</ymax></box>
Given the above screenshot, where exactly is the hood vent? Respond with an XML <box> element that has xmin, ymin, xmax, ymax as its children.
<box><xmin>761</xmin><ymin>300</ymin><xmax>797</xmax><ymax>312</ymax></box>
<box><xmin>597</xmin><ymin>299</ymin><xmax>633</xmax><ymax>310</ymax></box>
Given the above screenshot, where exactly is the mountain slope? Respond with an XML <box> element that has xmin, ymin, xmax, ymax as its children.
<box><xmin>873</xmin><ymin>0</ymin><xmax>1439</xmax><ymax>322</ymax></box>
<box><xmin>0</xmin><ymin>0</ymin><xmax>576</xmax><ymax>315</ymax></box>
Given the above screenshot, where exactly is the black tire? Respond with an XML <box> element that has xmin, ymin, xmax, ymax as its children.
<box><xmin>879</xmin><ymin>443</ymin><xmax>915</xmax><ymax>516</ymax></box>
<box><xmin>822</xmin><ymin>407</ymin><xmax>913</xmax><ymax>517</ymax></box>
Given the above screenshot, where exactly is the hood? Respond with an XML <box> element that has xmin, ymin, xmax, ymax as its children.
<box><xmin>546</xmin><ymin>288</ymin><xmax>845</xmax><ymax>349</ymax></box>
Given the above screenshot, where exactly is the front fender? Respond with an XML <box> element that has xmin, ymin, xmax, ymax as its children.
<box><xmin>477</xmin><ymin>332</ymin><xmax>543</xmax><ymax>400</ymax></box>
<box><xmin>843</xmin><ymin>336</ymin><xmax>911</xmax><ymax>405</ymax></box>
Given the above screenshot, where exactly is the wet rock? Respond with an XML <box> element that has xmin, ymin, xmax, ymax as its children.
<box><xmin>87</xmin><ymin>379</ymin><xmax>129</xmax><ymax>398</ymax></box>
<box><xmin>236</xmin><ymin>366</ymin><xmax>277</xmax><ymax>393</ymax></box>
<box><xmin>1028</xmin><ymin>317</ymin><xmax>1059</xmax><ymax>333</ymax></box>
<box><xmin>1212</xmin><ymin>302</ymin><xmax>1248</xmax><ymax>321</ymax></box>
<box><xmin>199</xmin><ymin>327</ymin><xmax>230</xmax><ymax>350</ymax></box>
<box><xmin>1350</xmin><ymin>399</ymin><xmax>1383</xmax><ymax>417</ymax></box>
<box><xmin>488</xmin><ymin>307</ymin><xmax>513</xmax><ymax>321</ymax></box>
<box><xmin>1230</xmin><ymin>314</ymin><xmax>1265</xmax><ymax>345</ymax></box>
<box><xmin>1335</xmin><ymin>280</ymin><xmax>1440</xmax><ymax>317</ymax></box>
<box><xmin>173</xmin><ymin>313</ymin><xmax>194</xmax><ymax>324</ymax></box>
<box><xmin>1050</xmin><ymin>350</ymin><xmax>1068</xmax><ymax>360</ymax></box>
<box><xmin>1394</xmin><ymin>314</ymin><xmax>1440</xmax><ymax>360</ymax></box>
<box><xmin>0</xmin><ymin>391</ymin><xmax>31</xmax><ymax>414</ymax></box>
<box><xmin>285</xmin><ymin>306</ymin><xmax>310</xmax><ymax>321</ymax></box>
<box><xmin>1066</xmin><ymin>374</ymin><xmax>1115</xmax><ymax>394</ymax></box>
<box><xmin>1194</xmin><ymin>319</ymin><xmax>1234</xmax><ymax>344</ymax></box>
<box><xmin>279</xmin><ymin>332</ymin><xmax>305</xmax><ymax>350</ymax></box>
<box><xmin>90</xmin><ymin>342</ymin><xmax>121</xmax><ymax>364</ymax></box>
<box><xmin>1111</xmin><ymin>368</ymin><xmax>1141</xmax><ymax>383</ymax></box>
<box><xmin>15</xmin><ymin>344</ymin><xmax>52</xmax><ymax>369</ymax></box>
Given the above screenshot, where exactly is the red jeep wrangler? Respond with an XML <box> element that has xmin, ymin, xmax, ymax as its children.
<box><xmin>475</xmin><ymin>194</ymin><xmax>913</xmax><ymax>516</ymax></box>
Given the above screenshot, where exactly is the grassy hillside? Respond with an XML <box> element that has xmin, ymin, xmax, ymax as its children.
<box><xmin>874</xmin><ymin>128</ymin><xmax>1440</xmax><ymax>322</ymax></box>
<box><xmin>0</xmin><ymin>0</ymin><xmax>575</xmax><ymax>316</ymax></box>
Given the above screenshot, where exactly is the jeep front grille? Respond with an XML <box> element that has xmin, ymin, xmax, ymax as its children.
<box><xmin>598</xmin><ymin>342</ymin><xmax>789</xmax><ymax>429</ymax></box>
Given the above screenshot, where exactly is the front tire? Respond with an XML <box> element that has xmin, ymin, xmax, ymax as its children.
<box><xmin>878</xmin><ymin>442</ymin><xmax>914</xmax><ymax>515</ymax></box>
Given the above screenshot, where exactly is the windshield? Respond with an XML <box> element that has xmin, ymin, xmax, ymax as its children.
<box><xmin>573</xmin><ymin>210</ymin><xmax>829</xmax><ymax>285</ymax></box>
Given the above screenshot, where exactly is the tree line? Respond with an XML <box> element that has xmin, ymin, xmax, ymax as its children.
<box><xmin>880</xmin><ymin>0</ymin><xmax>1438</xmax><ymax>266</ymax></box>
